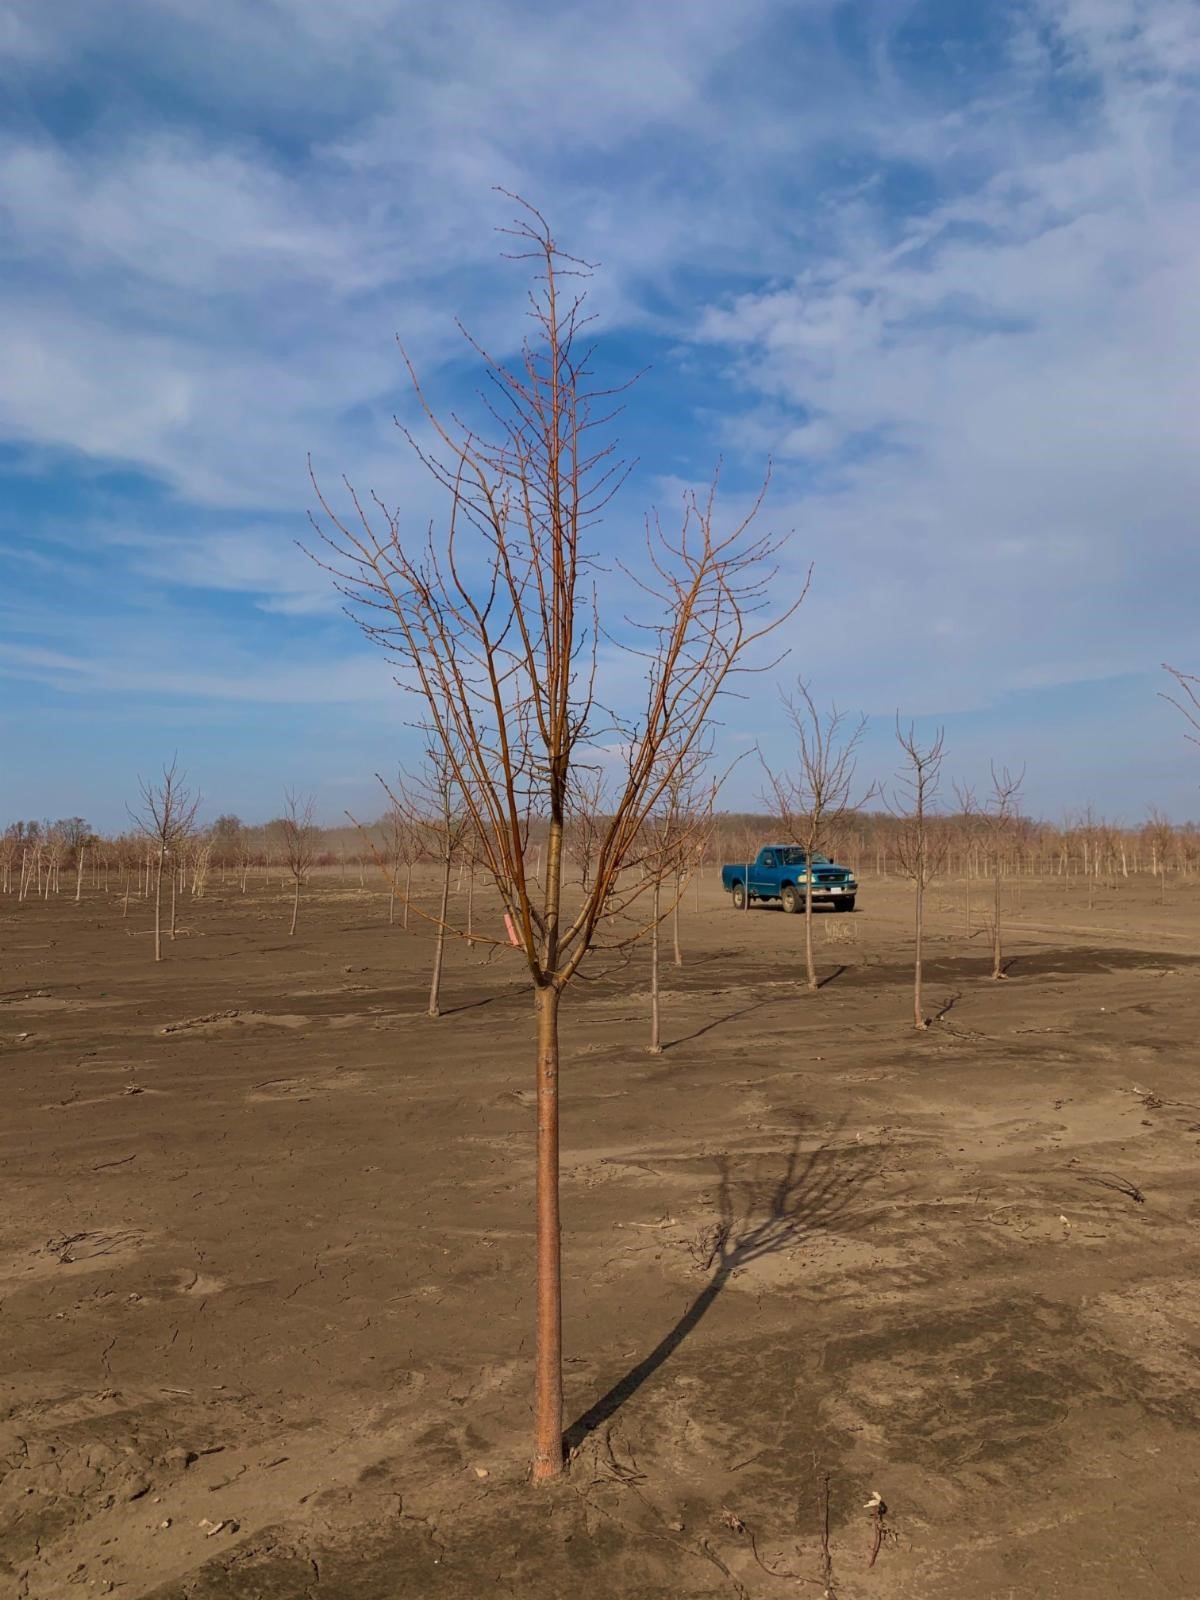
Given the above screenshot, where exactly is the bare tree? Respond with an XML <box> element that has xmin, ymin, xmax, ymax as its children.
<box><xmin>416</xmin><ymin>748</ymin><xmax>473</xmax><ymax>1016</ymax></box>
<box><xmin>642</xmin><ymin>749</ymin><xmax>718</xmax><ymax>1052</ymax></box>
<box><xmin>1163</xmin><ymin>665</ymin><xmax>1200</xmax><ymax>744</ymax></box>
<box><xmin>380</xmin><ymin>802</ymin><xmax>423</xmax><ymax>928</ymax></box>
<box><xmin>1143</xmin><ymin>807</ymin><xmax>1174</xmax><ymax>904</ymax></box>
<box><xmin>306</xmin><ymin>199</ymin><xmax>799</xmax><ymax>1481</ymax></box>
<box><xmin>889</xmin><ymin>722</ymin><xmax>946</xmax><ymax>1029</ymax></box>
<box><xmin>957</xmin><ymin>763</ymin><xmax>1024</xmax><ymax>979</ymax></box>
<box><xmin>761</xmin><ymin>683</ymin><xmax>871</xmax><ymax>990</ymax></box>
<box><xmin>129</xmin><ymin>758</ymin><xmax>201</xmax><ymax>963</ymax></box>
<box><xmin>565</xmin><ymin>767</ymin><xmax>606</xmax><ymax>892</ymax></box>
<box><xmin>279</xmin><ymin>790</ymin><xmax>318</xmax><ymax>936</ymax></box>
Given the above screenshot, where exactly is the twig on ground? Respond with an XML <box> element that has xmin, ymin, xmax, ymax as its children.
<box><xmin>864</xmin><ymin>1490</ymin><xmax>887</xmax><ymax>1568</ymax></box>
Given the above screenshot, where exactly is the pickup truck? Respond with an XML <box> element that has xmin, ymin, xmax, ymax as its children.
<box><xmin>721</xmin><ymin>845</ymin><xmax>857</xmax><ymax>912</ymax></box>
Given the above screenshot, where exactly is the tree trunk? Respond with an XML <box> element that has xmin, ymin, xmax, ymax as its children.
<box><xmin>388</xmin><ymin>875</ymin><xmax>396</xmax><ymax>925</ymax></box>
<box><xmin>154</xmin><ymin>848</ymin><xmax>164</xmax><ymax>962</ymax></box>
<box><xmin>404</xmin><ymin>862</ymin><xmax>412</xmax><ymax>930</ymax></box>
<box><xmin>532</xmin><ymin>983</ymin><xmax>563</xmax><ymax>1481</ymax></box>
<box><xmin>170</xmin><ymin>868</ymin><xmax>178</xmax><ymax>940</ymax></box>
<box><xmin>804</xmin><ymin>865</ymin><xmax>817</xmax><ymax>991</ymax></box>
<box><xmin>913</xmin><ymin>875</ymin><xmax>924</xmax><ymax>1027</ymax></box>
<box><xmin>467</xmin><ymin>864</ymin><xmax>475</xmax><ymax>948</ymax></box>
<box><xmin>991</xmin><ymin>869</ymin><xmax>1004</xmax><ymax>978</ymax></box>
<box><xmin>649</xmin><ymin>879</ymin><xmax>662</xmax><ymax>1054</ymax></box>
<box><xmin>75</xmin><ymin>848</ymin><xmax>85</xmax><ymax>904</ymax></box>
<box><xmin>428</xmin><ymin>850</ymin><xmax>452</xmax><ymax>1016</ymax></box>
<box><xmin>289</xmin><ymin>874</ymin><xmax>300</xmax><ymax>937</ymax></box>
<box><xmin>672</xmin><ymin>878</ymin><xmax>682</xmax><ymax>968</ymax></box>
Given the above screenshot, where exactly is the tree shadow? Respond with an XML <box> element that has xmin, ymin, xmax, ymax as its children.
<box><xmin>564</xmin><ymin>1126</ymin><xmax>881</xmax><ymax>1458</ymax></box>
<box><xmin>816</xmin><ymin>964</ymin><xmax>847</xmax><ymax>990</ymax></box>
<box><xmin>663</xmin><ymin>1001</ymin><xmax>764</xmax><ymax>1049</ymax></box>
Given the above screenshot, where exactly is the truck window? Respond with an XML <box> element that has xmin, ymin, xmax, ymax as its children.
<box><xmin>761</xmin><ymin>851</ymin><xmax>775</xmax><ymax>867</ymax></box>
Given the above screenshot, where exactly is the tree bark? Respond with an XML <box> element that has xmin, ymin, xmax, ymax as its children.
<box><xmin>75</xmin><ymin>847</ymin><xmax>85</xmax><ymax>904</ymax></box>
<box><xmin>649</xmin><ymin>879</ymin><xmax>662</xmax><ymax>1054</ymax></box>
<box><xmin>428</xmin><ymin>850</ymin><xmax>451</xmax><ymax>1015</ymax></box>
<box><xmin>991</xmin><ymin>869</ymin><xmax>1004</xmax><ymax>978</ymax></box>
<box><xmin>532</xmin><ymin>983</ymin><xmax>563</xmax><ymax>1481</ymax></box>
<box><xmin>289</xmin><ymin>874</ymin><xmax>300</xmax><ymax>937</ymax></box>
<box><xmin>404</xmin><ymin>862</ymin><xmax>412</xmax><ymax>930</ymax></box>
<box><xmin>154</xmin><ymin>848</ymin><xmax>164</xmax><ymax>962</ymax></box>
<box><xmin>672</xmin><ymin>879</ymin><xmax>682</xmax><ymax>968</ymax></box>
<box><xmin>913</xmin><ymin>874</ymin><xmax>924</xmax><ymax>1027</ymax></box>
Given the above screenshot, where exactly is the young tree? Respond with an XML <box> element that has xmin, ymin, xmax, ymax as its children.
<box><xmin>957</xmin><ymin>764</ymin><xmax>1024</xmax><ymax>979</ymax></box>
<box><xmin>761</xmin><ymin>682</ymin><xmax>872</xmax><ymax>990</ymax></box>
<box><xmin>642</xmin><ymin>748</ymin><xmax>717</xmax><ymax>1052</ymax></box>
<box><xmin>380</xmin><ymin>802</ymin><xmax>423</xmax><ymax>928</ymax></box>
<box><xmin>414</xmin><ymin>748</ymin><xmax>473</xmax><ymax>1015</ymax></box>
<box><xmin>889</xmin><ymin>722</ymin><xmax>946</xmax><ymax>1029</ymax></box>
<box><xmin>307</xmin><ymin>199</ymin><xmax>798</xmax><ymax>1481</ymax></box>
<box><xmin>130</xmin><ymin>758</ymin><xmax>201</xmax><ymax>962</ymax></box>
<box><xmin>1143</xmin><ymin>808</ymin><xmax>1174</xmax><ymax>904</ymax></box>
<box><xmin>279</xmin><ymin>790</ymin><xmax>318</xmax><ymax>936</ymax></box>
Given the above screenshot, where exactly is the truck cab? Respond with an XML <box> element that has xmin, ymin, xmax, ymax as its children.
<box><xmin>721</xmin><ymin>845</ymin><xmax>857</xmax><ymax>912</ymax></box>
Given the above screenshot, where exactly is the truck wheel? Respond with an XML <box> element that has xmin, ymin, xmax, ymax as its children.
<box><xmin>837</xmin><ymin>897</ymin><xmax>856</xmax><ymax>912</ymax></box>
<box><xmin>731</xmin><ymin>882</ymin><xmax>747</xmax><ymax>910</ymax></box>
<box><xmin>780</xmin><ymin>884</ymin><xmax>801</xmax><ymax>914</ymax></box>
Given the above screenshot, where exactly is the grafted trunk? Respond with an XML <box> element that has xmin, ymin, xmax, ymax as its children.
<box><xmin>532</xmin><ymin>983</ymin><xmax>563</xmax><ymax>1480</ymax></box>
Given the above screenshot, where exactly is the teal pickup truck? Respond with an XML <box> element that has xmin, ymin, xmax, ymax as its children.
<box><xmin>721</xmin><ymin>845</ymin><xmax>858</xmax><ymax>912</ymax></box>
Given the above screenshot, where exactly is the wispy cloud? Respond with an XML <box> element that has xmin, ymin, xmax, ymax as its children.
<box><xmin>1</xmin><ymin>0</ymin><xmax>1197</xmax><ymax>821</ymax></box>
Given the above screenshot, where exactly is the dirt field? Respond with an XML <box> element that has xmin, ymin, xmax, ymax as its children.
<box><xmin>4</xmin><ymin>867</ymin><xmax>1200</xmax><ymax>1599</ymax></box>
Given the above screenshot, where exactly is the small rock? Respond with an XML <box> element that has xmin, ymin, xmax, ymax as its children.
<box><xmin>472</xmin><ymin>1466</ymin><xmax>489</xmax><ymax>1479</ymax></box>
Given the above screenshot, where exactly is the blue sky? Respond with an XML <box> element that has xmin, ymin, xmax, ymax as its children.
<box><xmin>1</xmin><ymin>0</ymin><xmax>1198</xmax><ymax>830</ymax></box>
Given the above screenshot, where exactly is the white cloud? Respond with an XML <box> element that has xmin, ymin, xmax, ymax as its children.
<box><xmin>0</xmin><ymin>639</ymin><xmax>397</xmax><ymax>705</ymax></box>
<box><xmin>693</xmin><ymin>0</ymin><xmax>1200</xmax><ymax>714</ymax></box>
<box><xmin>1</xmin><ymin>0</ymin><xmax>1198</xmax><ymax>817</ymax></box>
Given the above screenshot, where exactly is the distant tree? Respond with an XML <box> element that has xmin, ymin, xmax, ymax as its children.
<box><xmin>1143</xmin><ymin>808</ymin><xmax>1175</xmax><ymax>904</ymax></box>
<box><xmin>761</xmin><ymin>682</ymin><xmax>873</xmax><ymax>990</ymax></box>
<box><xmin>279</xmin><ymin>791</ymin><xmax>318</xmax><ymax>936</ymax></box>
<box><xmin>565</xmin><ymin>768</ymin><xmax>606</xmax><ymax>892</ymax></box>
<box><xmin>210</xmin><ymin>814</ymin><xmax>245</xmax><ymax>872</ymax></box>
<box><xmin>889</xmin><ymin>722</ymin><xmax>946</xmax><ymax>1029</ymax></box>
<box><xmin>54</xmin><ymin>817</ymin><xmax>91</xmax><ymax>854</ymax></box>
<box><xmin>642</xmin><ymin>746</ymin><xmax>717</xmax><ymax>1052</ymax></box>
<box><xmin>957</xmin><ymin>763</ymin><xmax>1024</xmax><ymax>979</ymax></box>
<box><xmin>129</xmin><ymin>758</ymin><xmax>201</xmax><ymax>962</ymax></box>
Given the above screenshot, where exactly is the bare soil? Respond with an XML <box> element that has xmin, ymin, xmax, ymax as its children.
<box><xmin>4</xmin><ymin>869</ymin><xmax>1200</xmax><ymax>1598</ymax></box>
